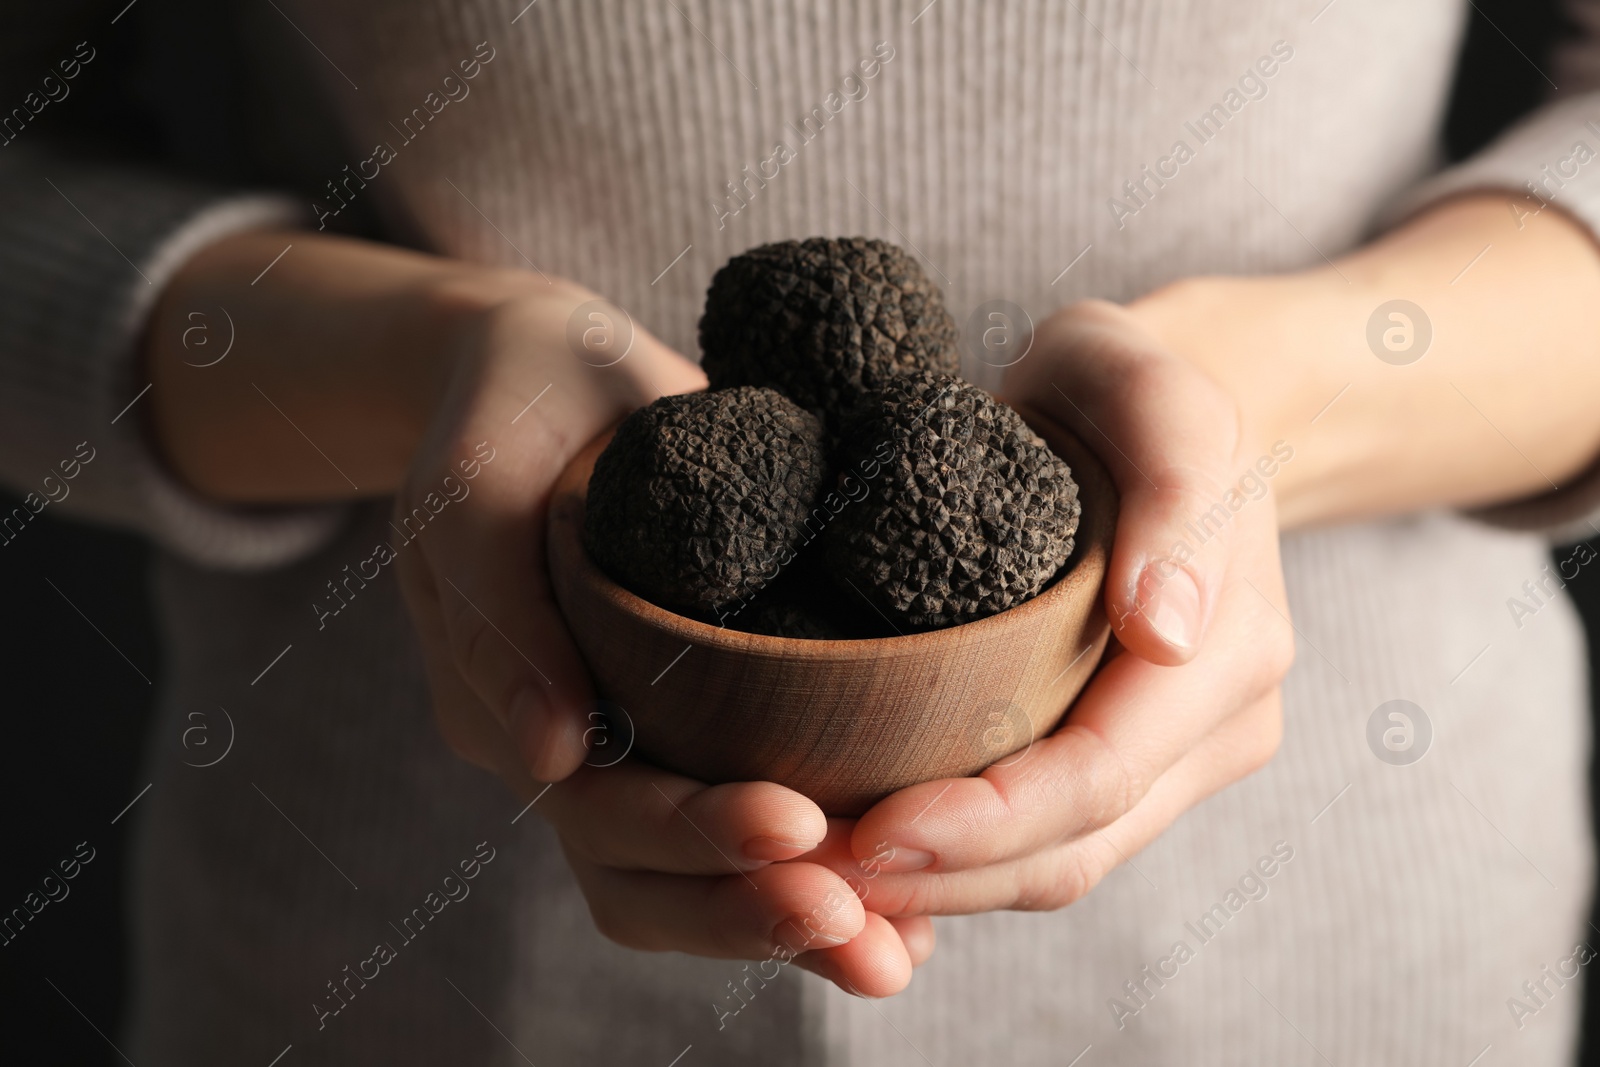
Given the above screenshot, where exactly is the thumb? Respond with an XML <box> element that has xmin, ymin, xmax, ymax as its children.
<box><xmin>1009</xmin><ymin>300</ymin><xmax>1245</xmax><ymax>666</ymax></box>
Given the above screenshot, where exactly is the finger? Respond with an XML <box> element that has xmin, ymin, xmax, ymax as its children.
<box><xmin>829</xmin><ymin>697</ymin><xmax>1282</xmax><ymax>917</ymax></box>
<box><xmin>885</xmin><ymin>916</ymin><xmax>937</xmax><ymax>968</ymax></box>
<box><xmin>417</xmin><ymin>308</ymin><xmax>706</xmax><ymax>782</ymax></box>
<box><xmin>855</xmin><ymin>526</ymin><xmax>1290</xmax><ymax>873</ymax></box>
<box><xmin>1007</xmin><ymin>299</ymin><xmax>1246</xmax><ymax>665</ymax></box>
<box><xmin>790</xmin><ymin>912</ymin><xmax>917</xmax><ymax>997</ymax></box>
<box><xmin>395</xmin><ymin>548</ymin><xmax>536</xmax><ymax>790</ymax></box>
<box><xmin>414</xmin><ymin>429</ymin><xmax>594</xmax><ymax>781</ymax></box>
<box><xmin>546</xmin><ymin>759</ymin><xmax>827</xmax><ymax>875</ymax></box>
<box><xmin>562</xmin><ymin>851</ymin><xmax>864</xmax><ymax>959</ymax></box>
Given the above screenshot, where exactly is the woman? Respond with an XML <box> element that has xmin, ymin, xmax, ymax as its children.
<box><xmin>4</xmin><ymin>0</ymin><xmax>1598</xmax><ymax>1062</ymax></box>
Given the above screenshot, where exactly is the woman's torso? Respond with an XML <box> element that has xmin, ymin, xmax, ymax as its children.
<box><xmin>125</xmin><ymin>3</ymin><xmax>1593</xmax><ymax>1063</ymax></box>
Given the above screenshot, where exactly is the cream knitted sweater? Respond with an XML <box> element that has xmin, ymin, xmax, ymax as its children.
<box><xmin>4</xmin><ymin>0</ymin><xmax>1600</xmax><ymax>1063</ymax></box>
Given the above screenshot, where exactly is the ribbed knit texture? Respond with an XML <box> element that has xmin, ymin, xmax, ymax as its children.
<box><xmin>0</xmin><ymin>151</ymin><xmax>343</xmax><ymax>566</ymax></box>
<box><xmin>4</xmin><ymin>1</ymin><xmax>1600</xmax><ymax>1063</ymax></box>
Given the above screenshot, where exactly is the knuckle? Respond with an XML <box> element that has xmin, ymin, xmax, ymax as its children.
<box><xmin>647</xmin><ymin>783</ymin><xmax>706</xmax><ymax>856</ymax></box>
<box><xmin>888</xmin><ymin>878</ymin><xmax>937</xmax><ymax>919</ymax></box>
<box><xmin>587</xmin><ymin>898</ymin><xmax>650</xmax><ymax>951</ymax></box>
<box><xmin>442</xmin><ymin>595</ymin><xmax>516</xmax><ymax>713</ymax></box>
<box><xmin>1130</xmin><ymin>359</ymin><xmax>1238</xmax><ymax>440</ymax></box>
<box><xmin>931</xmin><ymin>788</ymin><xmax>1004</xmax><ymax>866</ymax></box>
<box><xmin>1059</xmin><ymin>724</ymin><xmax>1141</xmax><ymax>834</ymax></box>
<box><xmin>444</xmin><ymin>593</ymin><xmax>492</xmax><ymax>671</ymax></box>
<box><xmin>1019</xmin><ymin>848</ymin><xmax>1100</xmax><ymax>912</ymax></box>
<box><xmin>1257</xmin><ymin>614</ymin><xmax>1298</xmax><ymax>683</ymax></box>
<box><xmin>1142</xmin><ymin>452</ymin><xmax>1239</xmax><ymax>521</ymax></box>
<box><xmin>1237</xmin><ymin>699</ymin><xmax>1284</xmax><ymax>777</ymax></box>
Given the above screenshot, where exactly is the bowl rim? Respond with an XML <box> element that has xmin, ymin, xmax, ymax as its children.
<box><xmin>554</xmin><ymin>405</ymin><xmax>1117</xmax><ymax>660</ymax></box>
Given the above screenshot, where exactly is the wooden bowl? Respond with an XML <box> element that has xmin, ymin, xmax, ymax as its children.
<box><xmin>547</xmin><ymin>408</ymin><xmax>1117</xmax><ymax>815</ymax></box>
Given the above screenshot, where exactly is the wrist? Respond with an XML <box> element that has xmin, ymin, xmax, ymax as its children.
<box><xmin>1127</xmin><ymin>195</ymin><xmax>1600</xmax><ymax>529</ymax></box>
<box><xmin>1126</xmin><ymin>271</ymin><xmax>1358</xmax><ymax>528</ymax></box>
<box><xmin>148</xmin><ymin>226</ymin><xmax>701</xmax><ymax>505</ymax></box>
<box><xmin>147</xmin><ymin>229</ymin><xmax>550</xmax><ymax>502</ymax></box>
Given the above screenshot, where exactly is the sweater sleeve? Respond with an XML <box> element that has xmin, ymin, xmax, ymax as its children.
<box><xmin>0</xmin><ymin>146</ymin><xmax>347</xmax><ymax>569</ymax></box>
<box><xmin>1383</xmin><ymin>7</ymin><xmax>1600</xmax><ymax>544</ymax></box>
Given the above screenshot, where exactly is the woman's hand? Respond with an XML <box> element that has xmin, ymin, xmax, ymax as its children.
<box><xmin>795</xmin><ymin>299</ymin><xmax>1293</xmax><ymax>918</ymax></box>
<box><xmin>392</xmin><ymin>278</ymin><xmax>932</xmax><ymax>993</ymax></box>
<box><xmin>389</xmin><ymin>278</ymin><xmax>705</xmax><ymax>782</ymax></box>
<box><xmin>538</xmin><ymin>757</ymin><xmax>935</xmax><ymax>996</ymax></box>
<box><xmin>803</xmin><ymin>193</ymin><xmax>1600</xmax><ymax>928</ymax></box>
<box><xmin>146</xmin><ymin>229</ymin><xmax>927</xmax><ymax>992</ymax></box>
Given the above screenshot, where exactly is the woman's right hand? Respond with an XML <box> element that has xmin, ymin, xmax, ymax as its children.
<box><xmin>148</xmin><ymin>230</ymin><xmax>924</xmax><ymax>993</ymax></box>
<box><xmin>387</xmin><ymin>273</ymin><xmax>929</xmax><ymax>994</ymax></box>
<box><xmin>544</xmin><ymin>758</ymin><xmax>935</xmax><ymax>995</ymax></box>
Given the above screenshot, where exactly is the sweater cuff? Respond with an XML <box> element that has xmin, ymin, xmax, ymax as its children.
<box><xmin>1382</xmin><ymin>92</ymin><xmax>1600</xmax><ymax>544</ymax></box>
<box><xmin>0</xmin><ymin>154</ymin><xmax>347</xmax><ymax>569</ymax></box>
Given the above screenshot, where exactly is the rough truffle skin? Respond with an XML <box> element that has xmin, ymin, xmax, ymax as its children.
<box><xmin>823</xmin><ymin>373</ymin><xmax>1080</xmax><ymax>629</ymax></box>
<box><xmin>698</xmin><ymin>237</ymin><xmax>960</xmax><ymax>416</ymax></box>
<box><xmin>727</xmin><ymin>596</ymin><xmax>843</xmax><ymax>640</ymax></box>
<box><xmin>720</xmin><ymin>559</ymin><xmax>894</xmax><ymax>640</ymax></box>
<box><xmin>583</xmin><ymin>387</ymin><xmax>828</xmax><ymax>616</ymax></box>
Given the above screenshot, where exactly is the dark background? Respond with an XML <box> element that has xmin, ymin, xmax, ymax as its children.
<box><xmin>0</xmin><ymin>0</ymin><xmax>1594</xmax><ymax>1062</ymax></box>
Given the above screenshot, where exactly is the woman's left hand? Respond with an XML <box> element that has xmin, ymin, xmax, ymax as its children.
<box><xmin>793</xmin><ymin>299</ymin><xmax>1294</xmax><ymax>943</ymax></box>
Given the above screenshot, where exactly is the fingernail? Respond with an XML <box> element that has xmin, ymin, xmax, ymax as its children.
<box><xmin>742</xmin><ymin>836</ymin><xmax>818</xmax><ymax>862</ymax></box>
<box><xmin>871</xmin><ymin>846</ymin><xmax>934</xmax><ymax>874</ymax></box>
<box><xmin>1144</xmin><ymin>564</ymin><xmax>1202</xmax><ymax>651</ymax></box>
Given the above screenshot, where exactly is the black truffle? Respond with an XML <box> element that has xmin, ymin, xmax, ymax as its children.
<box><xmin>823</xmin><ymin>373</ymin><xmax>1080</xmax><ymax>629</ymax></box>
<box><xmin>699</xmin><ymin>237</ymin><xmax>960</xmax><ymax>416</ymax></box>
<box><xmin>720</xmin><ymin>558</ymin><xmax>897</xmax><ymax>641</ymax></box>
<box><xmin>728</xmin><ymin>595</ymin><xmax>844</xmax><ymax>640</ymax></box>
<box><xmin>583</xmin><ymin>387</ymin><xmax>828</xmax><ymax>616</ymax></box>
